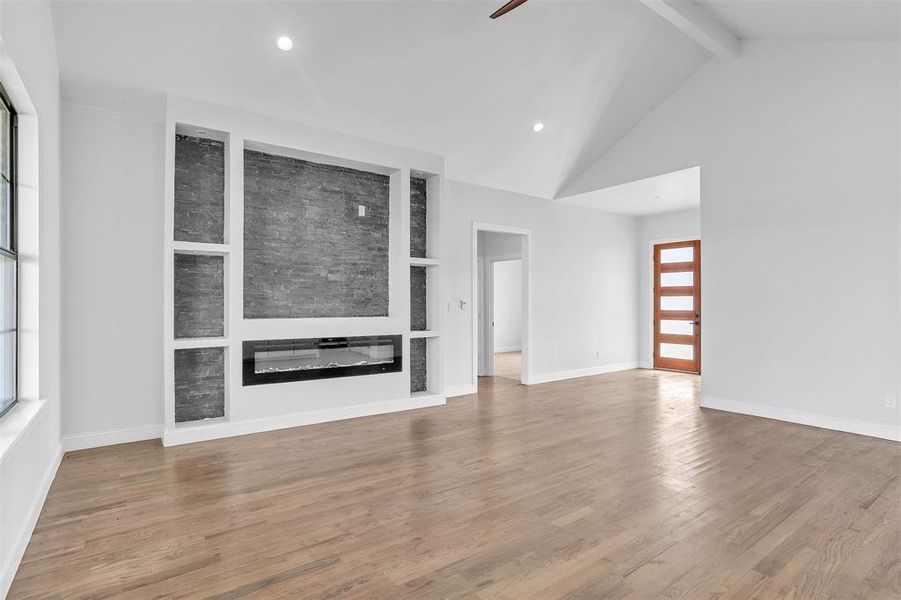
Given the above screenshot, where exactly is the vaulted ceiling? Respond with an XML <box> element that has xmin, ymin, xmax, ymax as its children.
<box><xmin>50</xmin><ymin>1</ymin><xmax>899</xmax><ymax>203</ymax></box>
<box><xmin>50</xmin><ymin>0</ymin><xmax>710</xmax><ymax>199</ymax></box>
<box><xmin>556</xmin><ymin>0</ymin><xmax>900</xmax><ymax>210</ymax></box>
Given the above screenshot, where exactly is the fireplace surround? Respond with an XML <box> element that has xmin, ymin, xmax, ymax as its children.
<box><xmin>242</xmin><ymin>335</ymin><xmax>402</xmax><ymax>386</ymax></box>
<box><xmin>164</xmin><ymin>103</ymin><xmax>444</xmax><ymax>446</ymax></box>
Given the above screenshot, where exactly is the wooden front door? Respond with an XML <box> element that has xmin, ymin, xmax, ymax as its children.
<box><xmin>653</xmin><ymin>240</ymin><xmax>700</xmax><ymax>373</ymax></box>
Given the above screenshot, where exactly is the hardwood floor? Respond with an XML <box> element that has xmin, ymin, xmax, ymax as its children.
<box><xmin>492</xmin><ymin>351</ymin><xmax>521</xmax><ymax>381</ymax></box>
<box><xmin>9</xmin><ymin>370</ymin><xmax>901</xmax><ymax>598</ymax></box>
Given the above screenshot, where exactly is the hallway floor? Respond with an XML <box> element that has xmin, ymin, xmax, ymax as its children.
<box><xmin>493</xmin><ymin>350</ymin><xmax>521</xmax><ymax>382</ymax></box>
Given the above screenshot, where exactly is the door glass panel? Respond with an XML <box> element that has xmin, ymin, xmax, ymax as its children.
<box><xmin>660</xmin><ymin>296</ymin><xmax>693</xmax><ymax>311</ymax></box>
<box><xmin>660</xmin><ymin>246</ymin><xmax>693</xmax><ymax>263</ymax></box>
<box><xmin>660</xmin><ymin>343</ymin><xmax>693</xmax><ymax>360</ymax></box>
<box><xmin>660</xmin><ymin>271</ymin><xmax>693</xmax><ymax>287</ymax></box>
<box><xmin>660</xmin><ymin>320</ymin><xmax>694</xmax><ymax>335</ymax></box>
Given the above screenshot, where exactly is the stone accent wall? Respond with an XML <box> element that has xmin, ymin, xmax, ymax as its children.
<box><xmin>410</xmin><ymin>177</ymin><xmax>427</xmax><ymax>258</ymax></box>
<box><xmin>244</xmin><ymin>150</ymin><xmax>390</xmax><ymax>318</ymax></box>
<box><xmin>174</xmin><ymin>253</ymin><xmax>224</xmax><ymax>338</ymax></box>
<box><xmin>175</xmin><ymin>347</ymin><xmax>225</xmax><ymax>422</ymax></box>
<box><xmin>410</xmin><ymin>266</ymin><xmax>427</xmax><ymax>331</ymax></box>
<box><xmin>174</xmin><ymin>135</ymin><xmax>225</xmax><ymax>244</ymax></box>
<box><xmin>410</xmin><ymin>338</ymin><xmax>427</xmax><ymax>393</ymax></box>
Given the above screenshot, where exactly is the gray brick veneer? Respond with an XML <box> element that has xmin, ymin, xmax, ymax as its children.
<box><xmin>410</xmin><ymin>338</ymin><xmax>427</xmax><ymax>393</ymax></box>
<box><xmin>174</xmin><ymin>135</ymin><xmax>225</xmax><ymax>244</ymax></box>
<box><xmin>410</xmin><ymin>177</ymin><xmax>427</xmax><ymax>258</ymax></box>
<box><xmin>174</xmin><ymin>253</ymin><xmax>225</xmax><ymax>338</ymax></box>
<box><xmin>243</xmin><ymin>150</ymin><xmax>390</xmax><ymax>318</ymax></box>
<box><xmin>410</xmin><ymin>266</ymin><xmax>427</xmax><ymax>331</ymax></box>
<box><xmin>174</xmin><ymin>347</ymin><xmax>225</xmax><ymax>422</ymax></box>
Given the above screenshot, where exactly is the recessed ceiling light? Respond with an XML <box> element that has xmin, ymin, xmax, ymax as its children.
<box><xmin>276</xmin><ymin>36</ymin><xmax>294</xmax><ymax>51</ymax></box>
<box><xmin>531</xmin><ymin>121</ymin><xmax>545</xmax><ymax>133</ymax></box>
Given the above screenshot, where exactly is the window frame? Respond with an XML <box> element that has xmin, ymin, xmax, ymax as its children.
<box><xmin>0</xmin><ymin>80</ymin><xmax>17</xmax><ymax>419</ymax></box>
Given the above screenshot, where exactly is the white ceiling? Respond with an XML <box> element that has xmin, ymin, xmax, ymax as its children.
<box><xmin>558</xmin><ymin>165</ymin><xmax>700</xmax><ymax>216</ymax></box>
<box><xmin>50</xmin><ymin>0</ymin><xmax>710</xmax><ymax>200</ymax></box>
<box><xmin>50</xmin><ymin>0</ymin><xmax>899</xmax><ymax>209</ymax></box>
<box><xmin>698</xmin><ymin>0</ymin><xmax>901</xmax><ymax>41</ymax></box>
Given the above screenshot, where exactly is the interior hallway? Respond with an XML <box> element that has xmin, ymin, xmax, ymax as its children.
<box><xmin>493</xmin><ymin>350</ymin><xmax>522</xmax><ymax>382</ymax></box>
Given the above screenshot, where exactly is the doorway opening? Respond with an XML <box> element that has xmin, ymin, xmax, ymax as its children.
<box><xmin>472</xmin><ymin>223</ymin><xmax>531</xmax><ymax>387</ymax></box>
<box><xmin>653</xmin><ymin>239</ymin><xmax>701</xmax><ymax>374</ymax></box>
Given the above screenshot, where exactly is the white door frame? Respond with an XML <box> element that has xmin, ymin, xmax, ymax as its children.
<box><xmin>646</xmin><ymin>235</ymin><xmax>700</xmax><ymax>368</ymax></box>
<box><xmin>477</xmin><ymin>255</ymin><xmax>490</xmax><ymax>376</ymax></box>
<box><xmin>471</xmin><ymin>222</ymin><xmax>532</xmax><ymax>387</ymax></box>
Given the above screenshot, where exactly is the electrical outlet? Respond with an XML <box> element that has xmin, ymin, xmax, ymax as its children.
<box><xmin>358</xmin><ymin>205</ymin><xmax>366</xmax><ymax>217</ymax></box>
<box><xmin>885</xmin><ymin>394</ymin><xmax>898</xmax><ymax>409</ymax></box>
<box><xmin>595</xmin><ymin>350</ymin><xmax>603</xmax><ymax>359</ymax></box>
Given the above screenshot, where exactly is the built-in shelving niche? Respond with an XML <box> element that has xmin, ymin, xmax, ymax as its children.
<box><xmin>410</xmin><ymin>338</ymin><xmax>427</xmax><ymax>393</ymax></box>
<box><xmin>174</xmin><ymin>253</ymin><xmax>225</xmax><ymax>339</ymax></box>
<box><xmin>409</xmin><ymin>172</ymin><xmax>441</xmax><ymax>396</ymax></box>
<box><xmin>174</xmin><ymin>347</ymin><xmax>226</xmax><ymax>422</ymax></box>
<box><xmin>410</xmin><ymin>265</ymin><xmax>427</xmax><ymax>331</ymax></box>
<box><xmin>170</xmin><ymin>124</ymin><xmax>230</xmax><ymax>425</ymax></box>
<box><xmin>175</xmin><ymin>133</ymin><xmax>226</xmax><ymax>244</ymax></box>
<box><xmin>410</xmin><ymin>176</ymin><xmax>428</xmax><ymax>259</ymax></box>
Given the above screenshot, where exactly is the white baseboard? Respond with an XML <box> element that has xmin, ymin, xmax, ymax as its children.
<box><xmin>1</xmin><ymin>446</ymin><xmax>63</xmax><ymax>599</ymax></box>
<box><xmin>63</xmin><ymin>424</ymin><xmax>163</xmax><ymax>452</ymax></box>
<box><xmin>527</xmin><ymin>362</ymin><xmax>639</xmax><ymax>385</ymax></box>
<box><xmin>445</xmin><ymin>384</ymin><xmax>477</xmax><ymax>397</ymax></box>
<box><xmin>700</xmin><ymin>396</ymin><xmax>901</xmax><ymax>442</ymax></box>
<box><xmin>493</xmin><ymin>346</ymin><xmax>521</xmax><ymax>354</ymax></box>
<box><xmin>638</xmin><ymin>361</ymin><xmax>653</xmax><ymax>369</ymax></box>
<box><xmin>163</xmin><ymin>394</ymin><xmax>446</xmax><ymax>446</ymax></box>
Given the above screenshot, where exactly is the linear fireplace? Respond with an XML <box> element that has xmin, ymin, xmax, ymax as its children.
<box><xmin>242</xmin><ymin>335</ymin><xmax>402</xmax><ymax>386</ymax></box>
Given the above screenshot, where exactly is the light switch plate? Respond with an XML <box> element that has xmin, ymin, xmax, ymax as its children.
<box><xmin>448</xmin><ymin>300</ymin><xmax>468</xmax><ymax>313</ymax></box>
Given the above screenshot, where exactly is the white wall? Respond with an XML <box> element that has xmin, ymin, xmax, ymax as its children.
<box><xmin>567</xmin><ymin>41</ymin><xmax>901</xmax><ymax>439</ymax></box>
<box><xmin>636</xmin><ymin>208</ymin><xmax>700</xmax><ymax>367</ymax></box>
<box><xmin>479</xmin><ymin>230</ymin><xmax>523</xmax><ymax>259</ymax></box>
<box><xmin>60</xmin><ymin>102</ymin><xmax>165</xmax><ymax>446</ymax></box>
<box><xmin>0</xmin><ymin>0</ymin><xmax>62</xmax><ymax>596</ymax></box>
<box><xmin>445</xmin><ymin>180</ymin><xmax>638</xmax><ymax>391</ymax></box>
<box><xmin>493</xmin><ymin>259</ymin><xmax>522</xmax><ymax>352</ymax></box>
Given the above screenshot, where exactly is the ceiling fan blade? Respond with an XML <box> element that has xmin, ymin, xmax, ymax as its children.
<box><xmin>490</xmin><ymin>0</ymin><xmax>529</xmax><ymax>19</ymax></box>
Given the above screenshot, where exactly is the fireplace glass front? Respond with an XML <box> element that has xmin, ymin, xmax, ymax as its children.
<box><xmin>242</xmin><ymin>335</ymin><xmax>402</xmax><ymax>386</ymax></box>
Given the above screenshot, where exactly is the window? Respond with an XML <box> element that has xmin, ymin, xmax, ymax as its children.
<box><xmin>0</xmin><ymin>85</ymin><xmax>16</xmax><ymax>418</ymax></box>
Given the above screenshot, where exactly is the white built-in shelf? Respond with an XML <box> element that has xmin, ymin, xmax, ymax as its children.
<box><xmin>171</xmin><ymin>415</ymin><xmax>229</xmax><ymax>429</ymax></box>
<box><xmin>409</xmin><ymin>257</ymin><xmax>439</xmax><ymax>267</ymax></box>
<box><xmin>174</xmin><ymin>241</ymin><xmax>231</xmax><ymax>255</ymax></box>
<box><xmin>410</xmin><ymin>391</ymin><xmax>445</xmax><ymax>403</ymax></box>
<box><xmin>173</xmin><ymin>337</ymin><xmax>230</xmax><ymax>349</ymax></box>
<box><xmin>409</xmin><ymin>330</ymin><xmax>440</xmax><ymax>339</ymax></box>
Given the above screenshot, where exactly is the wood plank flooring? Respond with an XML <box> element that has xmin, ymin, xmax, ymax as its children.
<box><xmin>493</xmin><ymin>351</ymin><xmax>521</xmax><ymax>382</ymax></box>
<box><xmin>9</xmin><ymin>370</ymin><xmax>901</xmax><ymax>598</ymax></box>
